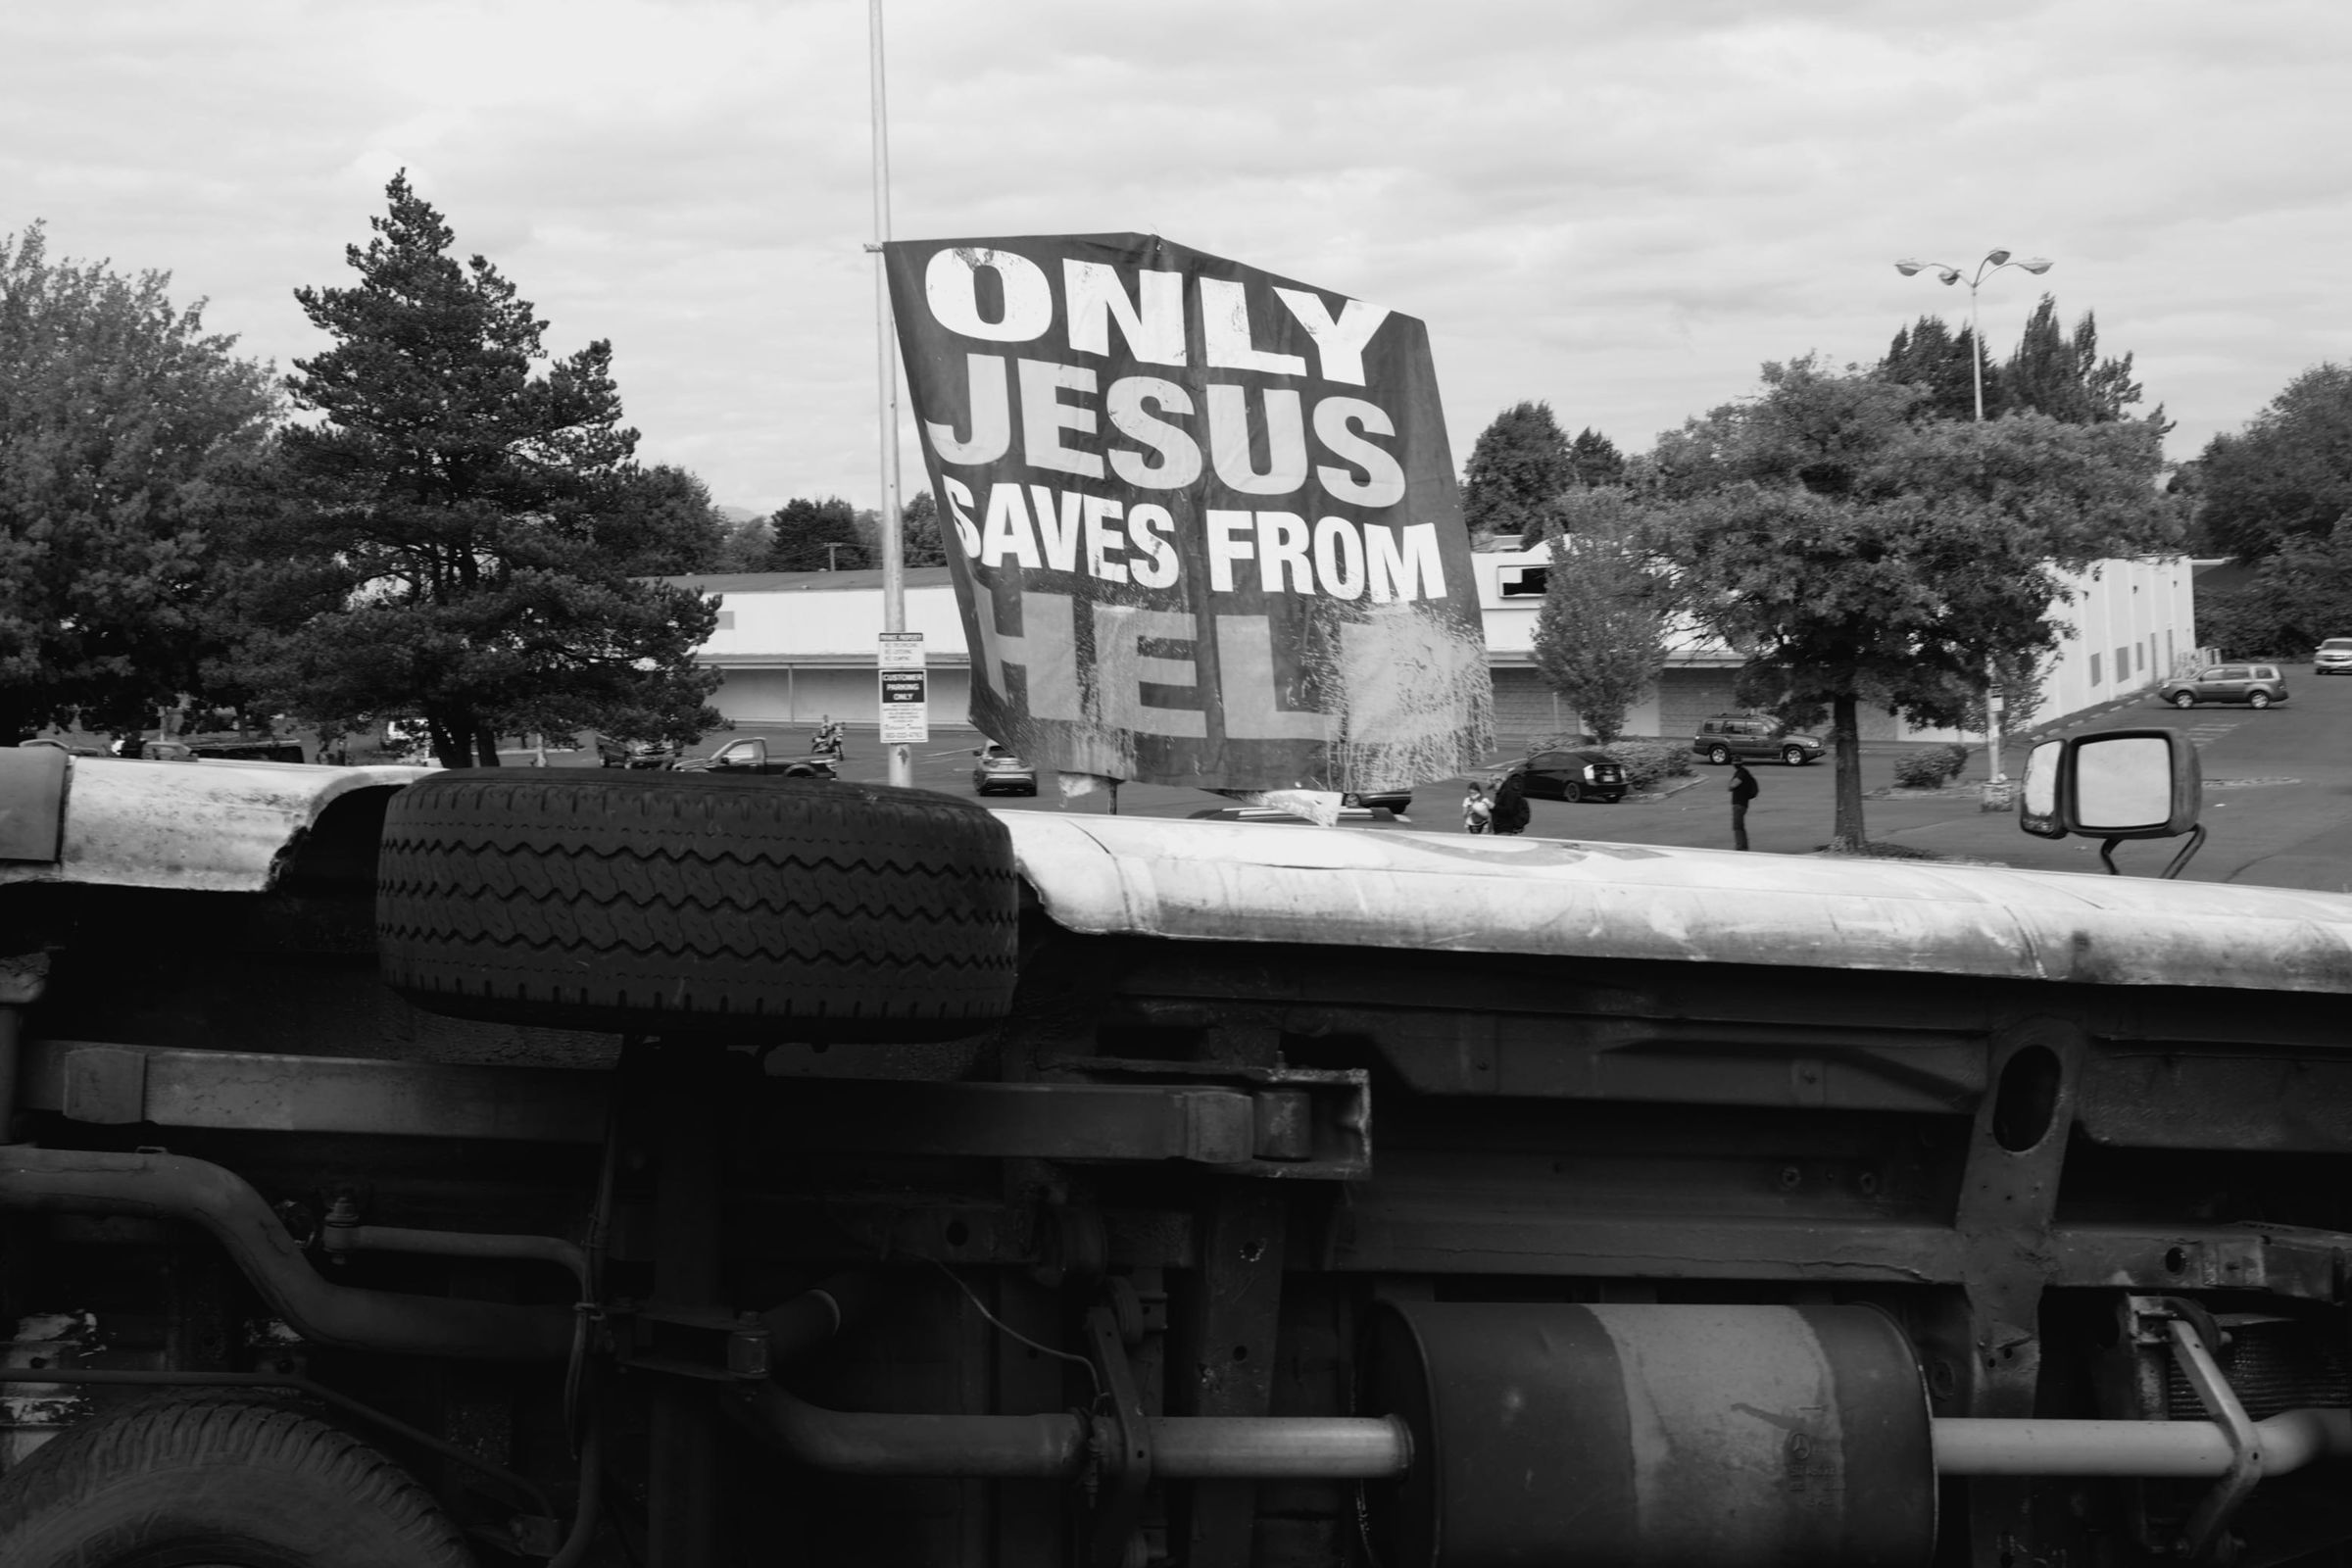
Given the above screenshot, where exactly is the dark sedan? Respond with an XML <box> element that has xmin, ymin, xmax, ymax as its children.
<box><xmin>1508</xmin><ymin>748</ymin><xmax>1627</xmax><ymax>804</ymax></box>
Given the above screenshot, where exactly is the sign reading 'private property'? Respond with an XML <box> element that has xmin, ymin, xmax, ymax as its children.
<box><xmin>885</xmin><ymin>233</ymin><xmax>1491</xmax><ymax>793</ymax></box>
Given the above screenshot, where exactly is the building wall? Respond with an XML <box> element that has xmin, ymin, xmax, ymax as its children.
<box><xmin>709</xmin><ymin>665</ymin><xmax>975</xmax><ymax>727</ymax></box>
<box><xmin>668</xmin><ymin>550</ymin><xmax>2195</xmax><ymax>746</ymax></box>
<box><xmin>662</xmin><ymin>569</ymin><xmax>973</xmax><ymax>728</ymax></box>
<box><xmin>1469</xmin><ymin>546</ymin><xmax>2196</xmax><ymax>744</ymax></box>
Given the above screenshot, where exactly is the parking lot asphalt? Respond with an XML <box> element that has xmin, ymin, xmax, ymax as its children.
<box><xmin>612</xmin><ymin>672</ymin><xmax>2352</xmax><ymax>894</ymax></box>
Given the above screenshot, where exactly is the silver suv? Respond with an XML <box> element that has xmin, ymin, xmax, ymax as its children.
<box><xmin>1690</xmin><ymin>713</ymin><xmax>1824</xmax><ymax>766</ymax></box>
<box><xmin>2314</xmin><ymin>638</ymin><xmax>2352</xmax><ymax>677</ymax></box>
<box><xmin>2157</xmin><ymin>662</ymin><xmax>2290</xmax><ymax>710</ymax></box>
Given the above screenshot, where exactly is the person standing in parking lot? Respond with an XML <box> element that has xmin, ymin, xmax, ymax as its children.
<box><xmin>1490</xmin><ymin>771</ymin><xmax>1531</xmax><ymax>836</ymax></box>
<box><xmin>1463</xmin><ymin>782</ymin><xmax>1493</xmax><ymax>834</ymax></box>
<box><xmin>1729</xmin><ymin>761</ymin><xmax>1759</xmax><ymax>851</ymax></box>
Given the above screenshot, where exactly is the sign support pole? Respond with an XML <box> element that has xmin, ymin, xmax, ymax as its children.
<box><xmin>869</xmin><ymin>0</ymin><xmax>910</xmax><ymax>789</ymax></box>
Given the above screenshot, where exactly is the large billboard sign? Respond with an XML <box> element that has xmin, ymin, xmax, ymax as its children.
<box><xmin>884</xmin><ymin>233</ymin><xmax>1492</xmax><ymax>794</ymax></box>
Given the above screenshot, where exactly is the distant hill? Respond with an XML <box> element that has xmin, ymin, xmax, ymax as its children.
<box><xmin>716</xmin><ymin>504</ymin><xmax>764</xmax><ymax>523</ymax></box>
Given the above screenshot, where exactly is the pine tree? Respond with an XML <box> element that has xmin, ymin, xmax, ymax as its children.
<box><xmin>1461</xmin><ymin>401</ymin><xmax>1573</xmax><ymax>540</ymax></box>
<box><xmin>231</xmin><ymin>172</ymin><xmax>719</xmax><ymax>768</ymax></box>
<box><xmin>1878</xmin><ymin>316</ymin><xmax>1995</xmax><ymax>420</ymax></box>
<box><xmin>763</xmin><ymin>496</ymin><xmax>865</xmax><ymax>571</ymax></box>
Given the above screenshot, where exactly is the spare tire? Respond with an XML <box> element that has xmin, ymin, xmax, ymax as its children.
<box><xmin>378</xmin><ymin>770</ymin><xmax>1020</xmax><ymax>1041</ymax></box>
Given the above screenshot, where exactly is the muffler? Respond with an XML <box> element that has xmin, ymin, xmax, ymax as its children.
<box><xmin>1365</xmin><ymin>1301</ymin><xmax>1936</xmax><ymax>1568</ymax></box>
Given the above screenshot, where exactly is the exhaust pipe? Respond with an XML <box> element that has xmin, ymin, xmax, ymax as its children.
<box><xmin>735</xmin><ymin>1379</ymin><xmax>1409</xmax><ymax>1481</ymax></box>
<box><xmin>0</xmin><ymin>1145</ymin><xmax>575</xmax><ymax>1361</ymax></box>
<box><xmin>1935</xmin><ymin>1408</ymin><xmax>2352</xmax><ymax>1478</ymax></box>
<box><xmin>735</xmin><ymin>1275</ymin><xmax>1408</xmax><ymax>1481</ymax></box>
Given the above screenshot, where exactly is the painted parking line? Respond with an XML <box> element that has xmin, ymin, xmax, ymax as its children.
<box><xmin>2185</xmin><ymin>721</ymin><xmax>2239</xmax><ymax>749</ymax></box>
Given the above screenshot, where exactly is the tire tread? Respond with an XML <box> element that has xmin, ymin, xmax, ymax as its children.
<box><xmin>0</xmin><ymin>1394</ymin><xmax>474</xmax><ymax>1568</ymax></box>
<box><xmin>378</xmin><ymin>770</ymin><xmax>1020</xmax><ymax>1040</ymax></box>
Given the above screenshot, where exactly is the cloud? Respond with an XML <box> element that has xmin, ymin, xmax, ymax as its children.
<box><xmin>6</xmin><ymin>0</ymin><xmax>2351</xmax><ymax>510</ymax></box>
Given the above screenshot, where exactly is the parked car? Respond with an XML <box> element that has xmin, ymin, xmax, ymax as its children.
<box><xmin>1690</xmin><ymin>713</ymin><xmax>1824</xmax><ymax>766</ymax></box>
<box><xmin>2313</xmin><ymin>638</ymin><xmax>2352</xmax><ymax>677</ymax></box>
<box><xmin>671</xmin><ymin>737</ymin><xmax>838</xmax><ymax>778</ymax></box>
<box><xmin>972</xmin><ymin>743</ymin><xmax>1039</xmax><ymax>797</ymax></box>
<box><xmin>596</xmin><ymin>735</ymin><xmax>680</xmax><ymax>769</ymax></box>
<box><xmin>1507</xmin><ymin>748</ymin><xmax>1628</xmax><ymax>804</ymax></box>
<box><xmin>1186</xmin><ymin>805</ymin><xmax>1401</xmax><ymax>826</ymax></box>
<box><xmin>2156</xmin><ymin>662</ymin><xmax>2290</xmax><ymax>709</ymax></box>
<box><xmin>1342</xmin><ymin>787</ymin><xmax>1414</xmax><ymax>814</ymax></box>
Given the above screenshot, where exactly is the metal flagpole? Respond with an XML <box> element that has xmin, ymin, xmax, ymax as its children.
<box><xmin>870</xmin><ymin>0</ymin><xmax>910</xmax><ymax>789</ymax></box>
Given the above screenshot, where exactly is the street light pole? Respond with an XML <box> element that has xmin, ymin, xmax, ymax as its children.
<box><xmin>1892</xmin><ymin>250</ymin><xmax>2054</xmax><ymax>421</ymax></box>
<box><xmin>1892</xmin><ymin>250</ymin><xmax>2053</xmax><ymax>786</ymax></box>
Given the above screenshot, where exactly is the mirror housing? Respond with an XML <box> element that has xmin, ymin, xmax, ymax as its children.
<box><xmin>2018</xmin><ymin>728</ymin><xmax>2204</xmax><ymax>870</ymax></box>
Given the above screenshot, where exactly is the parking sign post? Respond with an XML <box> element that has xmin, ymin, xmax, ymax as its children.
<box><xmin>879</xmin><ymin>633</ymin><xmax>928</xmax><ymax>747</ymax></box>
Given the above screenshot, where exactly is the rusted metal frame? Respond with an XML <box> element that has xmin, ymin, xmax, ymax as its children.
<box><xmin>1277</xmin><ymin>1003</ymin><xmax>1986</xmax><ymax>1113</ymax></box>
<box><xmin>1322</xmin><ymin>1200</ymin><xmax>2351</xmax><ymax>1300</ymax></box>
<box><xmin>1037</xmin><ymin>1056</ymin><xmax>1371</xmax><ymax>1178</ymax></box>
<box><xmin>2078</xmin><ymin>1047</ymin><xmax>2352</xmax><ymax>1152</ymax></box>
<box><xmin>613</xmin><ymin>1302</ymin><xmax>771</xmax><ymax>1384</ymax></box>
<box><xmin>19</xmin><ymin>1038</ymin><xmax>607</xmax><ymax>1144</ymax></box>
<box><xmin>754</xmin><ymin>1076</ymin><xmax>1362</xmax><ymax>1177</ymax></box>
<box><xmin>1170</xmin><ymin>1183</ymin><xmax>1290</xmax><ymax>1568</ymax></box>
<box><xmin>1951</xmin><ymin>1017</ymin><xmax>2088</xmax><ymax>1568</ymax></box>
<box><xmin>18</xmin><ymin>1040</ymin><xmax>1363</xmax><ymax>1177</ymax></box>
<box><xmin>685</xmin><ymin>1193</ymin><xmax>1195</xmax><ymax>1271</ymax></box>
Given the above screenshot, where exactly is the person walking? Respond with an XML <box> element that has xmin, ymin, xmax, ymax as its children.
<box><xmin>1462</xmin><ymin>782</ymin><xmax>1494</xmax><ymax>835</ymax></box>
<box><xmin>1729</xmin><ymin>761</ymin><xmax>1759</xmax><ymax>851</ymax></box>
<box><xmin>1490</xmin><ymin>771</ymin><xmax>1532</xmax><ymax>837</ymax></box>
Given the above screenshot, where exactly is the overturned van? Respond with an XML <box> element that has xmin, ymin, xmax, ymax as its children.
<box><xmin>0</xmin><ymin>750</ymin><xmax>2346</xmax><ymax>1567</ymax></box>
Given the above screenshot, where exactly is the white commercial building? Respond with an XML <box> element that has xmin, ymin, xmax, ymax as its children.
<box><xmin>1467</xmin><ymin>545</ymin><xmax>2200</xmax><ymax>744</ymax></box>
<box><xmin>662</xmin><ymin>548</ymin><xmax>2196</xmax><ymax>745</ymax></box>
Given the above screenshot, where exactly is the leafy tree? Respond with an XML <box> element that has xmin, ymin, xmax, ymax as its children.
<box><xmin>2193</xmin><ymin>364</ymin><xmax>2352</xmax><ymax>562</ymax></box>
<box><xmin>1529</xmin><ymin>488</ymin><xmax>1669</xmax><ymax>745</ymax></box>
<box><xmin>899</xmin><ymin>489</ymin><xmax>950</xmax><ymax>567</ymax></box>
<box><xmin>595</xmin><ymin>464</ymin><xmax>728</xmax><ymax>574</ymax></box>
<box><xmin>2195</xmin><ymin>520</ymin><xmax>2352</xmax><ymax>656</ymax></box>
<box><xmin>1654</xmin><ymin>358</ymin><xmax>2180</xmax><ymax>849</ymax></box>
<box><xmin>1566</xmin><ymin>427</ymin><xmax>1626</xmax><ymax>487</ymax></box>
<box><xmin>706</xmin><ymin>511</ymin><xmax>772</xmax><ymax>572</ymax></box>
<box><xmin>230</xmin><ymin>173</ymin><xmax>718</xmax><ymax>768</ymax></box>
<box><xmin>0</xmin><ymin>222</ymin><xmax>279</xmax><ymax>742</ymax></box>
<box><xmin>1461</xmin><ymin>400</ymin><xmax>1572</xmax><ymax>540</ymax></box>
<box><xmin>763</xmin><ymin>495</ymin><xmax>866</xmax><ymax>571</ymax></box>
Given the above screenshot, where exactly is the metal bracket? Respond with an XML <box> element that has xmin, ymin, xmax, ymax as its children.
<box><xmin>1045</xmin><ymin>1057</ymin><xmax>1372</xmax><ymax>1179</ymax></box>
<box><xmin>2163</xmin><ymin>1311</ymin><xmax>2261</xmax><ymax>1562</ymax></box>
<box><xmin>1084</xmin><ymin>1301</ymin><xmax>1153</xmax><ymax>1568</ymax></box>
<box><xmin>612</xmin><ymin>1301</ymin><xmax>770</xmax><ymax>1383</ymax></box>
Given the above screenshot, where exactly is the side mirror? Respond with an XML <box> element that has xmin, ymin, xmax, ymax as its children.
<box><xmin>2018</xmin><ymin>728</ymin><xmax>2204</xmax><ymax>876</ymax></box>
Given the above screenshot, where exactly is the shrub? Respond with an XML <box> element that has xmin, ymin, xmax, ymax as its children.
<box><xmin>1600</xmin><ymin>740</ymin><xmax>1693</xmax><ymax>795</ymax></box>
<box><xmin>1892</xmin><ymin>743</ymin><xmax>1972</xmax><ymax>789</ymax></box>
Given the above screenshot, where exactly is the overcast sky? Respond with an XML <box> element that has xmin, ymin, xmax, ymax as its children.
<box><xmin>8</xmin><ymin>0</ymin><xmax>2348</xmax><ymax>515</ymax></box>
